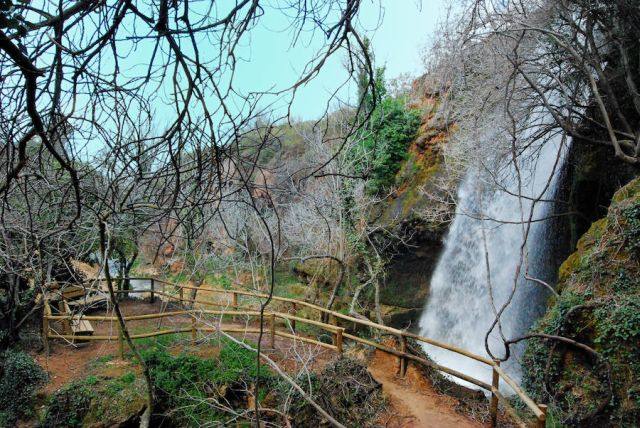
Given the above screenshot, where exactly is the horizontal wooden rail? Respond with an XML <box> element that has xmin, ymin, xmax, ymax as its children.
<box><xmin>48</xmin><ymin>319</ymin><xmax>338</xmax><ymax>353</ymax></box>
<box><xmin>342</xmin><ymin>332</ymin><xmax>492</xmax><ymax>390</ymax></box>
<box><xmin>47</xmin><ymin>276</ymin><xmax>546</xmax><ymax>427</ymax></box>
<box><xmin>49</xmin><ymin>327</ymin><xmax>193</xmax><ymax>341</ymax></box>
<box><xmin>403</xmin><ymin>331</ymin><xmax>493</xmax><ymax>365</ymax></box>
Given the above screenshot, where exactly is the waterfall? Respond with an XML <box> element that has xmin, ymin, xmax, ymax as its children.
<box><xmin>418</xmin><ymin>135</ymin><xmax>568</xmax><ymax>387</ymax></box>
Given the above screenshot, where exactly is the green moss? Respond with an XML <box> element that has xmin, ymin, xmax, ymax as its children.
<box><xmin>611</xmin><ymin>177</ymin><xmax>640</xmax><ymax>204</ymax></box>
<box><xmin>577</xmin><ymin>217</ymin><xmax>608</xmax><ymax>250</ymax></box>
<box><xmin>557</xmin><ymin>251</ymin><xmax>582</xmax><ymax>284</ymax></box>
<box><xmin>524</xmin><ymin>177</ymin><xmax>640</xmax><ymax>425</ymax></box>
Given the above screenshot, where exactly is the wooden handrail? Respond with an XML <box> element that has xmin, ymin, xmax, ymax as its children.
<box><xmin>46</xmin><ymin>276</ymin><xmax>546</xmax><ymax>427</ymax></box>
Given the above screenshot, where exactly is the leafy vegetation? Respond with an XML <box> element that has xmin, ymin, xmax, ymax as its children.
<box><xmin>354</xmin><ymin>68</ymin><xmax>422</xmax><ymax>195</ymax></box>
<box><xmin>42</xmin><ymin>337</ymin><xmax>276</xmax><ymax>426</ymax></box>
<box><xmin>0</xmin><ymin>349</ymin><xmax>47</xmax><ymax>425</ymax></box>
<box><xmin>139</xmin><ymin>338</ymin><xmax>275</xmax><ymax>426</ymax></box>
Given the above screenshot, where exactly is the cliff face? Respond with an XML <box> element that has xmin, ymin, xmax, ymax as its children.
<box><xmin>523</xmin><ymin>177</ymin><xmax>640</xmax><ymax>426</ymax></box>
<box><xmin>377</xmin><ymin>88</ymin><xmax>455</xmax><ymax>327</ymax></box>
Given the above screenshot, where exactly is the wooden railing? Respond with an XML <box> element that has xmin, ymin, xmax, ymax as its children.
<box><xmin>43</xmin><ymin>277</ymin><xmax>547</xmax><ymax>428</ymax></box>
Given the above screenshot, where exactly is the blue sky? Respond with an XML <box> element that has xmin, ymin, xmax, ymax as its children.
<box><xmin>74</xmin><ymin>1</ymin><xmax>447</xmax><ymax>155</ymax></box>
<box><xmin>231</xmin><ymin>0</ymin><xmax>446</xmax><ymax>120</ymax></box>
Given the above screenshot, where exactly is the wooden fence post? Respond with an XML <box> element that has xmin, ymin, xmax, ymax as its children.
<box><xmin>232</xmin><ymin>292</ymin><xmax>238</xmax><ymax>321</ymax></box>
<box><xmin>150</xmin><ymin>278</ymin><xmax>155</xmax><ymax>304</ymax></box>
<box><xmin>490</xmin><ymin>359</ymin><xmax>500</xmax><ymax>428</ymax></box>
<box><xmin>269</xmin><ymin>313</ymin><xmax>276</xmax><ymax>349</ymax></box>
<box><xmin>330</xmin><ymin>314</ymin><xmax>337</xmax><ymax>327</ymax></box>
<box><xmin>536</xmin><ymin>404</ymin><xmax>547</xmax><ymax>428</ymax></box>
<box><xmin>399</xmin><ymin>335</ymin><xmax>408</xmax><ymax>377</ymax></box>
<box><xmin>191</xmin><ymin>316</ymin><xmax>197</xmax><ymax>345</ymax></box>
<box><xmin>58</xmin><ymin>300</ymin><xmax>71</xmax><ymax>335</ymax></box>
<box><xmin>42</xmin><ymin>302</ymin><xmax>50</xmax><ymax>356</ymax></box>
<box><xmin>291</xmin><ymin>303</ymin><xmax>297</xmax><ymax>333</ymax></box>
<box><xmin>335</xmin><ymin>327</ymin><xmax>344</xmax><ymax>355</ymax></box>
<box><xmin>118</xmin><ymin>323</ymin><xmax>125</xmax><ymax>359</ymax></box>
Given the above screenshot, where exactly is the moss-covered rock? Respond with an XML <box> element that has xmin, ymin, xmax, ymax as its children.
<box><xmin>380</xmin><ymin>305</ymin><xmax>423</xmax><ymax>327</ymax></box>
<box><xmin>42</xmin><ymin>372</ymin><xmax>147</xmax><ymax>428</ymax></box>
<box><xmin>523</xmin><ymin>177</ymin><xmax>640</xmax><ymax>426</ymax></box>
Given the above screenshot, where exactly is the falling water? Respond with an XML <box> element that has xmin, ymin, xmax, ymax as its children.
<box><xmin>418</xmin><ymin>135</ymin><xmax>568</xmax><ymax>387</ymax></box>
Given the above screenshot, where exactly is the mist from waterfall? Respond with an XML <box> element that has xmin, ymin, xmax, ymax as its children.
<box><xmin>418</xmin><ymin>134</ymin><xmax>568</xmax><ymax>387</ymax></box>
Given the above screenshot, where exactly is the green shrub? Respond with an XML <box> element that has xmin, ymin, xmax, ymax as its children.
<box><xmin>351</xmin><ymin>68</ymin><xmax>422</xmax><ymax>195</ymax></box>
<box><xmin>141</xmin><ymin>338</ymin><xmax>274</xmax><ymax>426</ymax></box>
<box><xmin>0</xmin><ymin>349</ymin><xmax>47</xmax><ymax>424</ymax></box>
<box><xmin>358</xmin><ymin>97</ymin><xmax>422</xmax><ymax>194</ymax></box>
<box><xmin>42</xmin><ymin>382</ymin><xmax>94</xmax><ymax>428</ymax></box>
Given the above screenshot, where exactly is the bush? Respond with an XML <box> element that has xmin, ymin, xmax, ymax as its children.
<box><xmin>41</xmin><ymin>382</ymin><xmax>94</xmax><ymax>428</ymax></box>
<box><xmin>353</xmin><ymin>79</ymin><xmax>422</xmax><ymax>195</ymax></box>
<box><xmin>281</xmin><ymin>357</ymin><xmax>385</xmax><ymax>427</ymax></box>
<box><xmin>140</xmin><ymin>338</ymin><xmax>275</xmax><ymax>426</ymax></box>
<box><xmin>0</xmin><ymin>349</ymin><xmax>47</xmax><ymax>424</ymax></box>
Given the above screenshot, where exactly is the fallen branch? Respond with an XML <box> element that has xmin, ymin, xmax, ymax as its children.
<box><xmin>215</xmin><ymin>328</ymin><xmax>346</xmax><ymax>428</ymax></box>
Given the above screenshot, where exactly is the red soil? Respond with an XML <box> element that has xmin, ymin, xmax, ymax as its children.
<box><xmin>369</xmin><ymin>348</ymin><xmax>483</xmax><ymax>428</ymax></box>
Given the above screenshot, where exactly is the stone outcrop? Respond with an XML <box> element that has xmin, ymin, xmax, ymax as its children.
<box><xmin>377</xmin><ymin>89</ymin><xmax>455</xmax><ymax>328</ymax></box>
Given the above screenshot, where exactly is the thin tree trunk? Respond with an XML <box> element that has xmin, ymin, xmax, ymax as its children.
<box><xmin>99</xmin><ymin>222</ymin><xmax>154</xmax><ymax>428</ymax></box>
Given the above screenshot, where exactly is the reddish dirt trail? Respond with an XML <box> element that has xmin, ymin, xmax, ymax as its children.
<box><xmin>34</xmin><ymin>299</ymin><xmax>335</xmax><ymax>393</ymax></box>
<box><xmin>369</xmin><ymin>349</ymin><xmax>483</xmax><ymax>428</ymax></box>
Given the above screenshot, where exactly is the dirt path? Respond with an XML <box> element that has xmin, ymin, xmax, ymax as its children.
<box><xmin>34</xmin><ymin>299</ymin><xmax>334</xmax><ymax>393</ymax></box>
<box><xmin>369</xmin><ymin>348</ymin><xmax>483</xmax><ymax>428</ymax></box>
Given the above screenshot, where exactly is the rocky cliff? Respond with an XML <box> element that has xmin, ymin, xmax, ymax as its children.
<box><xmin>377</xmin><ymin>85</ymin><xmax>455</xmax><ymax>328</ymax></box>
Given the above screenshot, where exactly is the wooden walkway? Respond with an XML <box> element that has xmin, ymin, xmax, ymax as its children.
<box><xmin>42</xmin><ymin>277</ymin><xmax>547</xmax><ymax>428</ymax></box>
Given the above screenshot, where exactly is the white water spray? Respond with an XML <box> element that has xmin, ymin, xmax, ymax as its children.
<box><xmin>418</xmin><ymin>135</ymin><xmax>568</xmax><ymax>387</ymax></box>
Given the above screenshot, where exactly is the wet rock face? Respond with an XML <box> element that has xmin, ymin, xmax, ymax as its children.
<box><xmin>381</xmin><ymin>230</ymin><xmax>444</xmax><ymax>327</ymax></box>
<box><xmin>374</xmin><ymin>92</ymin><xmax>453</xmax><ymax>329</ymax></box>
<box><xmin>560</xmin><ymin>142</ymin><xmax>638</xmax><ymax>250</ymax></box>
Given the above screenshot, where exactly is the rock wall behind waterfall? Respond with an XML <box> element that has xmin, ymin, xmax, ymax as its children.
<box><xmin>374</xmin><ymin>85</ymin><xmax>457</xmax><ymax>328</ymax></box>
